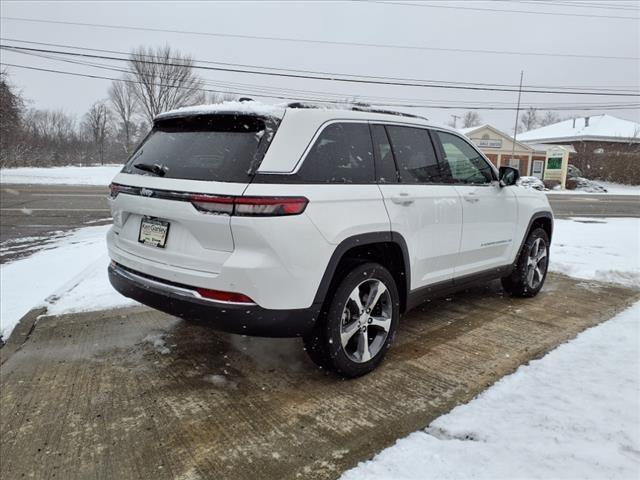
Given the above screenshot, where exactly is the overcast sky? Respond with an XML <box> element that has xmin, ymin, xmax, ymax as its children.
<box><xmin>1</xmin><ymin>0</ymin><xmax>638</xmax><ymax>133</ymax></box>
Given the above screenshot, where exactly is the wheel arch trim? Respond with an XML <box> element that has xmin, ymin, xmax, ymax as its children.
<box><xmin>514</xmin><ymin>211</ymin><xmax>553</xmax><ymax>263</ymax></box>
<box><xmin>312</xmin><ymin>231</ymin><xmax>411</xmax><ymax>306</ymax></box>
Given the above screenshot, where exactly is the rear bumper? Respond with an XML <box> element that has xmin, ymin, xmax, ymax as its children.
<box><xmin>108</xmin><ymin>262</ymin><xmax>320</xmax><ymax>337</ymax></box>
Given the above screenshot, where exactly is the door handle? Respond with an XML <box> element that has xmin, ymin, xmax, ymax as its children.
<box><xmin>464</xmin><ymin>195</ymin><xmax>480</xmax><ymax>203</ymax></box>
<box><xmin>390</xmin><ymin>193</ymin><xmax>415</xmax><ymax>206</ymax></box>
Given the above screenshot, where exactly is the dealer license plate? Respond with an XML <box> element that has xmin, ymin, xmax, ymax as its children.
<box><xmin>138</xmin><ymin>217</ymin><xmax>170</xmax><ymax>248</ymax></box>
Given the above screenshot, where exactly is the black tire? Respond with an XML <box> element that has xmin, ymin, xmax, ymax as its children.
<box><xmin>502</xmin><ymin>227</ymin><xmax>550</xmax><ymax>297</ymax></box>
<box><xmin>303</xmin><ymin>262</ymin><xmax>400</xmax><ymax>378</ymax></box>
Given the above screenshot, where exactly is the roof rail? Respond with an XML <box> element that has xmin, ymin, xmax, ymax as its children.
<box><xmin>285</xmin><ymin>102</ymin><xmax>428</xmax><ymax>121</ymax></box>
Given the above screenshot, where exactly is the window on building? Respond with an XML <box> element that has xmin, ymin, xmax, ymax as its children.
<box><xmin>434</xmin><ymin>131</ymin><xmax>494</xmax><ymax>184</ymax></box>
<box><xmin>508</xmin><ymin>158</ymin><xmax>520</xmax><ymax>170</ymax></box>
<box><xmin>298</xmin><ymin>123</ymin><xmax>374</xmax><ymax>183</ymax></box>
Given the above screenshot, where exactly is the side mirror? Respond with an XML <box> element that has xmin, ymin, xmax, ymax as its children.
<box><xmin>499</xmin><ymin>166</ymin><xmax>520</xmax><ymax>187</ymax></box>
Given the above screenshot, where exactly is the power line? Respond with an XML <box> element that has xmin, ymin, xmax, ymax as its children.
<box><xmin>3</xmin><ymin>37</ymin><xmax>638</xmax><ymax>93</ymax></box>
<box><xmin>3</xmin><ymin>61</ymin><xmax>639</xmax><ymax>112</ymax></box>
<box><xmin>10</xmin><ymin>46</ymin><xmax>639</xmax><ymax>109</ymax></box>
<box><xmin>1</xmin><ymin>16</ymin><xmax>638</xmax><ymax>61</ymax></box>
<box><xmin>511</xmin><ymin>1</ymin><xmax>640</xmax><ymax>12</ymax></box>
<box><xmin>369</xmin><ymin>0</ymin><xmax>640</xmax><ymax>20</ymax></box>
<box><xmin>3</xmin><ymin>44</ymin><xmax>639</xmax><ymax>97</ymax></box>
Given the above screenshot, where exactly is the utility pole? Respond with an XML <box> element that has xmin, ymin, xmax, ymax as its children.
<box><xmin>510</xmin><ymin>70</ymin><xmax>524</xmax><ymax>162</ymax></box>
<box><xmin>451</xmin><ymin>114</ymin><xmax>460</xmax><ymax>128</ymax></box>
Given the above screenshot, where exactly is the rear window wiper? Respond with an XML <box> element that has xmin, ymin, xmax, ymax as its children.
<box><xmin>133</xmin><ymin>162</ymin><xmax>168</xmax><ymax>177</ymax></box>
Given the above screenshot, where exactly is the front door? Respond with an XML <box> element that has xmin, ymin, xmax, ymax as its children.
<box><xmin>532</xmin><ymin>159</ymin><xmax>544</xmax><ymax>179</ymax></box>
<box><xmin>433</xmin><ymin>130</ymin><xmax>518</xmax><ymax>277</ymax></box>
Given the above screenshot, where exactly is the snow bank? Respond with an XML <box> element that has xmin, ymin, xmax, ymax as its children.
<box><xmin>599</xmin><ymin>181</ymin><xmax>640</xmax><ymax>195</ymax></box>
<box><xmin>546</xmin><ymin>181</ymin><xmax>640</xmax><ymax>196</ymax></box>
<box><xmin>550</xmin><ymin>217</ymin><xmax>639</xmax><ymax>286</ymax></box>
<box><xmin>0</xmin><ymin>165</ymin><xmax>121</xmax><ymax>185</ymax></box>
<box><xmin>0</xmin><ymin>225</ymin><xmax>135</xmax><ymax>340</ymax></box>
<box><xmin>342</xmin><ymin>301</ymin><xmax>640</xmax><ymax>480</ymax></box>
<box><xmin>156</xmin><ymin>100</ymin><xmax>286</xmax><ymax>120</ymax></box>
<box><xmin>517</xmin><ymin>176</ymin><xmax>544</xmax><ymax>190</ymax></box>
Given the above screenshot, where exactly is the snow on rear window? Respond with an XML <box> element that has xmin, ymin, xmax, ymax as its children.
<box><xmin>122</xmin><ymin>114</ymin><xmax>277</xmax><ymax>183</ymax></box>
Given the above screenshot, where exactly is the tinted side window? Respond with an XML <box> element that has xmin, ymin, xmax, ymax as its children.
<box><xmin>435</xmin><ymin>131</ymin><xmax>494</xmax><ymax>184</ymax></box>
<box><xmin>386</xmin><ymin>126</ymin><xmax>446</xmax><ymax>184</ymax></box>
<box><xmin>297</xmin><ymin>123</ymin><xmax>374</xmax><ymax>183</ymax></box>
<box><xmin>371</xmin><ymin>124</ymin><xmax>398</xmax><ymax>183</ymax></box>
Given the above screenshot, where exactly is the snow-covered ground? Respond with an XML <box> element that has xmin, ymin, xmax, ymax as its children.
<box><xmin>0</xmin><ymin>165</ymin><xmax>121</xmax><ymax>185</ymax></box>
<box><xmin>0</xmin><ymin>225</ymin><xmax>136</xmax><ymax>340</ymax></box>
<box><xmin>342</xmin><ymin>301</ymin><xmax>640</xmax><ymax>480</ymax></box>
<box><xmin>550</xmin><ymin>217</ymin><xmax>639</xmax><ymax>287</ymax></box>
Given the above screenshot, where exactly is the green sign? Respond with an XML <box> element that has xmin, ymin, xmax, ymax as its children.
<box><xmin>547</xmin><ymin>157</ymin><xmax>562</xmax><ymax>170</ymax></box>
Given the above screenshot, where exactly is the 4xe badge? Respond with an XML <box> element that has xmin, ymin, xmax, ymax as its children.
<box><xmin>140</xmin><ymin>188</ymin><xmax>153</xmax><ymax>197</ymax></box>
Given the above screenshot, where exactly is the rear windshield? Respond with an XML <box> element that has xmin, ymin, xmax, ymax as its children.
<box><xmin>122</xmin><ymin>114</ymin><xmax>278</xmax><ymax>182</ymax></box>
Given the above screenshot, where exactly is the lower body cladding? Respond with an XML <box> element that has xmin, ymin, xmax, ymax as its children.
<box><xmin>108</xmin><ymin>262</ymin><xmax>321</xmax><ymax>337</ymax></box>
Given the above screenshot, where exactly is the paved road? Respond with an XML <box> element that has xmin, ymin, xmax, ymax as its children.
<box><xmin>1</xmin><ymin>184</ymin><xmax>637</xmax><ymax>263</ymax></box>
<box><xmin>547</xmin><ymin>193</ymin><xmax>639</xmax><ymax>218</ymax></box>
<box><xmin>0</xmin><ymin>184</ymin><xmax>110</xmax><ymax>263</ymax></box>
<box><xmin>1</xmin><ymin>274</ymin><xmax>638</xmax><ymax>479</ymax></box>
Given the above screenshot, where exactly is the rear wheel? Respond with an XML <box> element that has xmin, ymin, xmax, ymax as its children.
<box><xmin>303</xmin><ymin>262</ymin><xmax>400</xmax><ymax>378</ymax></box>
<box><xmin>502</xmin><ymin>227</ymin><xmax>550</xmax><ymax>297</ymax></box>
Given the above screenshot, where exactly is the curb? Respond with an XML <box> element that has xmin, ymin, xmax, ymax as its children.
<box><xmin>0</xmin><ymin>307</ymin><xmax>47</xmax><ymax>366</ymax></box>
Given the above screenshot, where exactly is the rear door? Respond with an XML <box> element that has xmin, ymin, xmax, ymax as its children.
<box><xmin>109</xmin><ymin>113</ymin><xmax>276</xmax><ymax>273</ymax></box>
<box><xmin>373</xmin><ymin>123</ymin><xmax>462</xmax><ymax>288</ymax></box>
<box><xmin>432</xmin><ymin>130</ymin><xmax>518</xmax><ymax>277</ymax></box>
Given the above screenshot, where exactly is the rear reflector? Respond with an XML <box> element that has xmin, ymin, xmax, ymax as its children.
<box><xmin>195</xmin><ymin>287</ymin><xmax>255</xmax><ymax>304</ymax></box>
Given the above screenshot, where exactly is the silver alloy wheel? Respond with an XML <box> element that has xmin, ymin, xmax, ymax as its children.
<box><xmin>340</xmin><ymin>278</ymin><xmax>393</xmax><ymax>363</ymax></box>
<box><xmin>526</xmin><ymin>237</ymin><xmax>548</xmax><ymax>290</ymax></box>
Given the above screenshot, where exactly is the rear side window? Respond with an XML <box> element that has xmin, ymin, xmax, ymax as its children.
<box><xmin>386</xmin><ymin>126</ymin><xmax>446</xmax><ymax>183</ymax></box>
<box><xmin>297</xmin><ymin>123</ymin><xmax>374</xmax><ymax>183</ymax></box>
<box><xmin>122</xmin><ymin>114</ymin><xmax>276</xmax><ymax>183</ymax></box>
<box><xmin>434</xmin><ymin>131</ymin><xmax>494</xmax><ymax>184</ymax></box>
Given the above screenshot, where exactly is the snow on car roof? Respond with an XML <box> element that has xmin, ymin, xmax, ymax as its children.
<box><xmin>155</xmin><ymin>100</ymin><xmax>433</xmax><ymax>124</ymax></box>
<box><xmin>518</xmin><ymin>114</ymin><xmax>640</xmax><ymax>143</ymax></box>
<box><xmin>155</xmin><ymin>101</ymin><xmax>287</xmax><ymax>120</ymax></box>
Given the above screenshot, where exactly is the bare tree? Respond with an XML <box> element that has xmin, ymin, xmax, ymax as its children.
<box><xmin>0</xmin><ymin>70</ymin><xmax>24</xmax><ymax>166</ymax></box>
<box><xmin>126</xmin><ymin>45</ymin><xmax>205</xmax><ymax>124</ymax></box>
<box><xmin>539</xmin><ymin>111</ymin><xmax>561</xmax><ymax>127</ymax></box>
<box><xmin>462</xmin><ymin>111</ymin><xmax>482</xmax><ymax>128</ymax></box>
<box><xmin>84</xmin><ymin>101</ymin><xmax>111</xmax><ymax>165</ymax></box>
<box><xmin>520</xmin><ymin>107</ymin><xmax>539</xmax><ymax>132</ymax></box>
<box><xmin>109</xmin><ymin>80</ymin><xmax>137</xmax><ymax>155</ymax></box>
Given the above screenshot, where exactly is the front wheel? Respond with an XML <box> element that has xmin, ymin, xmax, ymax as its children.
<box><xmin>303</xmin><ymin>262</ymin><xmax>400</xmax><ymax>378</ymax></box>
<box><xmin>502</xmin><ymin>227</ymin><xmax>550</xmax><ymax>297</ymax></box>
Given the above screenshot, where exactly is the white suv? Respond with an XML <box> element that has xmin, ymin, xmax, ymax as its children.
<box><xmin>107</xmin><ymin>102</ymin><xmax>553</xmax><ymax>377</ymax></box>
